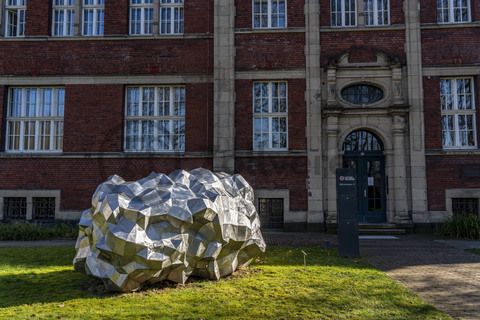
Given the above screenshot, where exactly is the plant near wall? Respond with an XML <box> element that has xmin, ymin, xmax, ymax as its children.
<box><xmin>439</xmin><ymin>214</ymin><xmax>480</xmax><ymax>240</ymax></box>
<box><xmin>0</xmin><ymin>222</ymin><xmax>78</xmax><ymax>241</ymax></box>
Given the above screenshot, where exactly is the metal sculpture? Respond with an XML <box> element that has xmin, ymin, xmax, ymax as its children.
<box><xmin>73</xmin><ymin>168</ymin><xmax>266</xmax><ymax>292</ymax></box>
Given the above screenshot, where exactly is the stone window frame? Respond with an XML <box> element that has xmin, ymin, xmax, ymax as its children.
<box><xmin>437</xmin><ymin>0</ymin><xmax>471</xmax><ymax>24</ymax></box>
<box><xmin>252</xmin><ymin>0</ymin><xmax>288</xmax><ymax>29</ymax></box>
<box><xmin>340</xmin><ymin>83</ymin><xmax>386</xmax><ymax>106</ymax></box>
<box><xmin>252</xmin><ymin>81</ymin><xmax>289</xmax><ymax>152</ymax></box>
<box><xmin>3</xmin><ymin>0</ymin><xmax>26</xmax><ymax>38</ymax></box>
<box><xmin>6</xmin><ymin>87</ymin><xmax>65</xmax><ymax>154</ymax></box>
<box><xmin>0</xmin><ymin>190</ymin><xmax>61</xmax><ymax>221</ymax></box>
<box><xmin>159</xmin><ymin>0</ymin><xmax>184</xmax><ymax>35</ymax></box>
<box><xmin>254</xmin><ymin>189</ymin><xmax>289</xmax><ymax>228</ymax></box>
<box><xmin>445</xmin><ymin>189</ymin><xmax>480</xmax><ymax>218</ymax></box>
<box><xmin>81</xmin><ymin>0</ymin><xmax>104</xmax><ymax>36</ymax></box>
<box><xmin>440</xmin><ymin>77</ymin><xmax>477</xmax><ymax>149</ymax></box>
<box><xmin>124</xmin><ymin>85</ymin><xmax>186</xmax><ymax>153</ymax></box>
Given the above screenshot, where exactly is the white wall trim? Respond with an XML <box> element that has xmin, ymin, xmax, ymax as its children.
<box><xmin>0</xmin><ymin>189</ymin><xmax>61</xmax><ymax>221</ymax></box>
<box><xmin>254</xmin><ymin>189</ymin><xmax>290</xmax><ymax>224</ymax></box>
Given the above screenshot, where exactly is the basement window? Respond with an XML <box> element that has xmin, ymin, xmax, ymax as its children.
<box><xmin>258</xmin><ymin>198</ymin><xmax>284</xmax><ymax>229</ymax></box>
<box><xmin>452</xmin><ymin>198</ymin><xmax>479</xmax><ymax>216</ymax></box>
<box><xmin>3</xmin><ymin>197</ymin><xmax>27</xmax><ymax>220</ymax></box>
<box><xmin>32</xmin><ymin>198</ymin><xmax>56</xmax><ymax>221</ymax></box>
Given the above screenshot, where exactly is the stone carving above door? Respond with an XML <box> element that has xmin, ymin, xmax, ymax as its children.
<box><xmin>325</xmin><ymin>52</ymin><xmax>407</xmax><ymax>110</ymax></box>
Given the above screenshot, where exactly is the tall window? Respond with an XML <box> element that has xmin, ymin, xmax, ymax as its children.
<box><xmin>6</xmin><ymin>88</ymin><xmax>65</xmax><ymax>152</ymax></box>
<box><xmin>52</xmin><ymin>0</ymin><xmax>76</xmax><ymax>36</ymax></box>
<box><xmin>364</xmin><ymin>0</ymin><xmax>389</xmax><ymax>26</ymax></box>
<box><xmin>331</xmin><ymin>0</ymin><xmax>356</xmax><ymax>27</ymax></box>
<box><xmin>441</xmin><ymin>78</ymin><xmax>476</xmax><ymax>148</ymax></box>
<box><xmin>437</xmin><ymin>0</ymin><xmax>471</xmax><ymax>23</ymax></box>
<box><xmin>125</xmin><ymin>86</ymin><xmax>186</xmax><ymax>152</ymax></box>
<box><xmin>130</xmin><ymin>0</ymin><xmax>154</xmax><ymax>35</ymax></box>
<box><xmin>160</xmin><ymin>0</ymin><xmax>184</xmax><ymax>34</ymax></box>
<box><xmin>4</xmin><ymin>0</ymin><xmax>26</xmax><ymax>37</ymax></box>
<box><xmin>253</xmin><ymin>82</ymin><xmax>288</xmax><ymax>151</ymax></box>
<box><xmin>82</xmin><ymin>0</ymin><xmax>104</xmax><ymax>36</ymax></box>
<box><xmin>253</xmin><ymin>0</ymin><xmax>286</xmax><ymax>29</ymax></box>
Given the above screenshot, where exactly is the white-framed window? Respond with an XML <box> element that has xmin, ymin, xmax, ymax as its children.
<box><xmin>331</xmin><ymin>0</ymin><xmax>356</xmax><ymax>27</ymax></box>
<box><xmin>4</xmin><ymin>0</ymin><xmax>26</xmax><ymax>37</ymax></box>
<box><xmin>364</xmin><ymin>0</ymin><xmax>389</xmax><ymax>26</ymax></box>
<box><xmin>252</xmin><ymin>0</ymin><xmax>287</xmax><ymax>29</ymax></box>
<box><xmin>82</xmin><ymin>0</ymin><xmax>104</xmax><ymax>36</ymax></box>
<box><xmin>437</xmin><ymin>0</ymin><xmax>471</xmax><ymax>24</ymax></box>
<box><xmin>52</xmin><ymin>0</ymin><xmax>76</xmax><ymax>37</ymax></box>
<box><xmin>253</xmin><ymin>82</ymin><xmax>288</xmax><ymax>151</ymax></box>
<box><xmin>160</xmin><ymin>0</ymin><xmax>184</xmax><ymax>35</ymax></box>
<box><xmin>130</xmin><ymin>0</ymin><xmax>154</xmax><ymax>35</ymax></box>
<box><xmin>125</xmin><ymin>86</ymin><xmax>186</xmax><ymax>152</ymax></box>
<box><xmin>441</xmin><ymin>78</ymin><xmax>477</xmax><ymax>149</ymax></box>
<box><xmin>6</xmin><ymin>87</ymin><xmax>65</xmax><ymax>153</ymax></box>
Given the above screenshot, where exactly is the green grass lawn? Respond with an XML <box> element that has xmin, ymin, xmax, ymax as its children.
<box><xmin>0</xmin><ymin>246</ymin><xmax>449</xmax><ymax>320</ymax></box>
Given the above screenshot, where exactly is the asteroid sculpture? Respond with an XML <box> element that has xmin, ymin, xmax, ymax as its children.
<box><xmin>73</xmin><ymin>168</ymin><xmax>266</xmax><ymax>292</ymax></box>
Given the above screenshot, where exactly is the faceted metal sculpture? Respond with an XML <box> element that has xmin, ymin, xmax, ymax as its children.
<box><xmin>73</xmin><ymin>168</ymin><xmax>266</xmax><ymax>292</ymax></box>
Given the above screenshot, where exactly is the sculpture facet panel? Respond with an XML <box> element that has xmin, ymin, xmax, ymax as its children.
<box><xmin>73</xmin><ymin>168</ymin><xmax>266</xmax><ymax>292</ymax></box>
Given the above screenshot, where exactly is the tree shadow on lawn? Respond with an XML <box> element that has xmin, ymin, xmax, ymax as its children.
<box><xmin>0</xmin><ymin>269</ymin><xmax>114</xmax><ymax>309</ymax></box>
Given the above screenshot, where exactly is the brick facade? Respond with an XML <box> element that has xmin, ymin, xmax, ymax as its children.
<box><xmin>0</xmin><ymin>0</ymin><xmax>479</xmax><ymax>227</ymax></box>
<box><xmin>0</xmin><ymin>40</ymin><xmax>213</xmax><ymax>76</ymax></box>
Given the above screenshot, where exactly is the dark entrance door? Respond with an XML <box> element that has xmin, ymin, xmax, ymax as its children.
<box><xmin>342</xmin><ymin>130</ymin><xmax>387</xmax><ymax>223</ymax></box>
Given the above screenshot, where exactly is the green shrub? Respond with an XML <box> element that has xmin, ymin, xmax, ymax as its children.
<box><xmin>0</xmin><ymin>222</ymin><xmax>78</xmax><ymax>241</ymax></box>
<box><xmin>439</xmin><ymin>214</ymin><xmax>480</xmax><ymax>240</ymax></box>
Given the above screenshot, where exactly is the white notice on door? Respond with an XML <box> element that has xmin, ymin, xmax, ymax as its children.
<box><xmin>368</xmin><ymin>177</ymin><xmax>374</xmax><ymax>186</ymax></box>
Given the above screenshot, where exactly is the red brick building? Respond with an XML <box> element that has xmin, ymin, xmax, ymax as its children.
<box><xmin>0</xmin><ymin>0</ymin><xmax>478</xmax><ymax>231</ymax></box>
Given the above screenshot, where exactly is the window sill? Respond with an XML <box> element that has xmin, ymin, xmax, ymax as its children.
<box><xmin>320</xmin><ymin>24</ymin><xmax>405</xmax><ymax>32</ymax></box>
<box><xmin>235</xmin><ymin>27</ymin><xmax>305</xmax><ymax>34</ymax></box>
<box><xmin>3</xmin><ymin>152</ymin><xmax>63</xmax><ymax>157</ymax></box>
<box><xmin>236</xmin><ymin>150</ymin><xmax>307</xmax><ymax>157</ymax></box>
<box><xmin>421</xmin><ymin>22</ymin><xmax>480</xmax><ymax>29</ymax></box>
<box><xmin>0</xmin><ymin>34</ymin><xmax>213</xmax><ymax>41</ymax></box>
<box><xmin>0</xmin><ymin>152</ymin><xmax>212</xmax><ymax>159</ymax></box>
<box><xmin>426</xmin><ymin>148</ymin><xmax>480</xmax><ymax>156</ymax></box>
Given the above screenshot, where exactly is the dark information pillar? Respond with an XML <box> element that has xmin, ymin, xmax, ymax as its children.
<box><xmin>336</xmin><ymin>168</ymin><xmax>359</xmax><ymax>257</ymax></box>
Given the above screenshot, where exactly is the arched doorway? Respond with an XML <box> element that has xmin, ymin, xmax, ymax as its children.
<box><xmin>343</xmin><ymin>130</ymin><xmax>387</xmax><ymax>223</ymax></box>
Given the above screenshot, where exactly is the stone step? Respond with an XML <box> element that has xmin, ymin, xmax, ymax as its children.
<box><xmin>359</xmin><ymin>223</ymin><xmax>414</xmax><ymax>228</ymax></box>
<box><xmin>359</xmin><ymin>228</ymin><xmax>407</xmax><ymax>235</ymax></box>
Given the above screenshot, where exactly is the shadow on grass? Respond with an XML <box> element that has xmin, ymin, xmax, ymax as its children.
<box><xmin>0</xmin><ymin>269</ymin><xmax>114</xmax><ymax>308</ymax></box>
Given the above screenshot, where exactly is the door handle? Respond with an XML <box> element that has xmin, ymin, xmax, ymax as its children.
<box><xmin>364</xmin><ymin>189</ymin><xmax>367</xmax><ymax>198</ymax></box>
